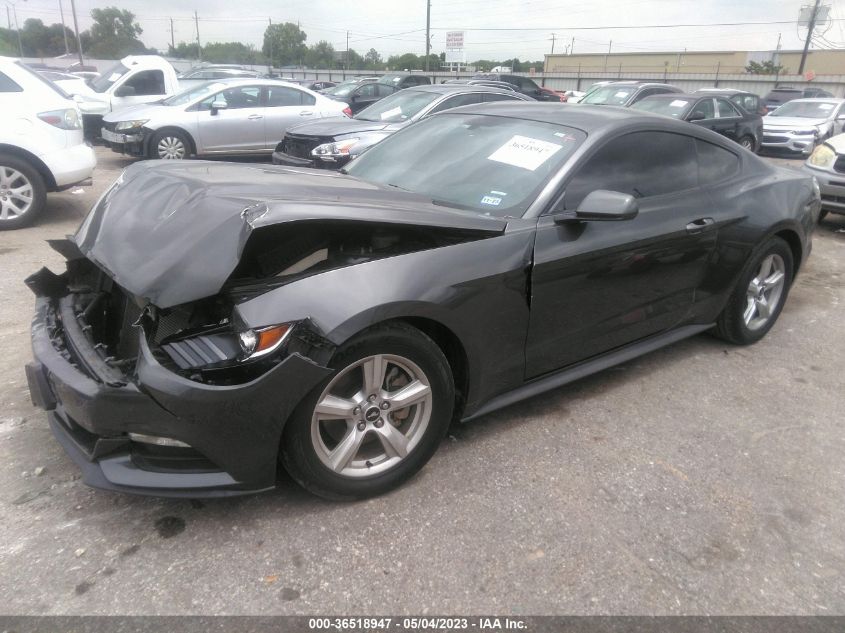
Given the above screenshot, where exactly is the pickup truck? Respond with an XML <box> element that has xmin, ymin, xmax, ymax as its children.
<box><xmin>63</xmin><ymin>55</ymin><xmax>181</xmax><ymax>141</ymax></box>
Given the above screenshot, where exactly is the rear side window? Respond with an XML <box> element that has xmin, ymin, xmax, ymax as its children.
<box><xmin>696</xmin><ymin>139</ymin><xmax>740</xmax><ymax>185</ymax></box>
<box><xmin>429</xmin><ymin>93</ymin><xmax>483</xmax><ymax>114</ymax></box>
<box><xmin>717</xmin><ymin>99</ymin><xmax>740</xmax><ymax>117</ymax></box>
<box><xmin>0</xmin><ymin>71</ymin><xmax>22</xmax><ymax>92</ymax></box>
<box><xmin>266</xmin><ymin>85</ymin><xmax>314</xmax><ymax>106</ymax></box>
<box><xmin>564</xmin><ymin>131</ymin><xmax>698</xmax><ymax>209</ymax></box>
<box><xmin>483</xmin><ymin>92</ymin><xmax>520</xmax><ymax>103</ymax></box>
<box><xmin>731</xmin><ymin>94</ymin><xmax>759</xmax><ymax>113</ymax></box>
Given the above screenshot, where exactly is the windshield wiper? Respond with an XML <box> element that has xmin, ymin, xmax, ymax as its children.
<box><xmin>385</xmin><ymin>182</ymin><xmax>409</xmax><ymax>191</ymax></box>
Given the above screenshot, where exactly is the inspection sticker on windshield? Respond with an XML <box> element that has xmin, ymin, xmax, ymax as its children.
<box><xmin>819</xmin><ymin>103</ymin><xmax>835</xmax><ymax>110</ymax></box>
<box><xmin>488</xmin><ymin>135</ymin><xmax>563</xmax><ymax>171</ymax></box>
<box><xmin>670</xmin><ymin>100</ymin><xmax>689</xmax><ymax>108</ymax></box>
<box><xmin>480</xmin><ymin>195</ymin><xmax>502</xmax><ymax>206</ymax></box>
<box><xmin>380</xmin><ymin>106</ymin><xmax>403</xmax><ymax>120</ymax></box>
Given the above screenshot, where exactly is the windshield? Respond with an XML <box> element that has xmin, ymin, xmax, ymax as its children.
<box><xmin>17</xmin><ymin>61</ymin><xmax>70</xmax><ymax>98</ymax></box>
<box><xmin>769</xmin><ymin>100</ymin><xmax>839</xmax><ymax>118</ymax></box>
<box><xmin>378</xmin><ymin>74</ymin><xmax>403</xmax><ymax>85</ymax></box>
<box><xmin>355</xmin><ymin>90</ymin><xmax>439</xmax><ymax>122</ymax></box>
<box><xmin>345</xmin><ymin>113</ymin><xmax>585</xmax><ymax>217</ymax></box>
<box><xmin>580</xmin><ymin>85</ymin><xmax>636</xmax><ymax>105</ymax></box>
<box><xmin>89</xmin><ymin>62</ymin><xmax>131</xmax><ymax>93</ymax></box>
<box><xmin>630</xmin><ymin>98</ymin><xmax>691</xmax><ymax>118</ymax></box>
<box><xmin>162</xmin><ymin>82</ymin><xmax>227</xmax><ymax>106</ymax></box>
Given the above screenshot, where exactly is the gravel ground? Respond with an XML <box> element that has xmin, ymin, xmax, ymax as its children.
<box><xmin>0</xmin><ymin>148</ymin><xmax>843</xmax><ymax>615</ymax></box>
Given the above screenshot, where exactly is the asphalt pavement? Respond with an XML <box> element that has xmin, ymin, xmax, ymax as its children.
<box><xmin>0</xmin><ymin>148</ymin><xmax>843</xmax><ymax>615</ymax></box>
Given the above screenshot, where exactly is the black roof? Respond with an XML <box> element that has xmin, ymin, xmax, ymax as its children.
<box><xmin>445</xmin><ymin>102</ymin><xmax>681</xmax><ymax>133</ymax></box>
<box><xmin>695</xmin><ymin>88</ymin><xmax>756</xmax><ymax>96</ymax></box>
<box><xmin>402</xmin><ymin>84</ymin><xmax>527</xmax><ymax>97</ymax></box>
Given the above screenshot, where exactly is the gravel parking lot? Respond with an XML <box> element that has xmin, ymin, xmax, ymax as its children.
<box><xmin>1</xmin><ymin>147</ymin><xmax>843</xmax><ymax>615</ymax></box>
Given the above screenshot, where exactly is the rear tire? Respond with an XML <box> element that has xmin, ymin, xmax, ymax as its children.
<box><xmin>281</xmin><ymin>323</ymin><xmax>455</xmax><ymax>500</ymax></box>
<box><xmin>0</xmin><ymin>154</ymin><xmax>47</xmax><ymax>231</ymax></box>
<box><xmin>713</xmin><ymin>237</ymin><xmax>793</xmax><ymax>345</ymax></box>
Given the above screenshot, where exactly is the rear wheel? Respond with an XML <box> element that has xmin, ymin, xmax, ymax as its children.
<box><xmin>713</xmin><ymin>237</ymin><xmax>793</xmax><ymax>345</ymax></box>
<box><xmin>281</xmin><ymin>323</ymin><xmax>454</xmax><ymax>500</ymax></box>
<box><xmin>0</xmin><ymin>154</ymin><xmax>46</xmax><ymax>230</ymax></box>
<box><xmin>149</xmin><ymin>129</ymin><xmax>190</xmax><ymax>159</ymax></box>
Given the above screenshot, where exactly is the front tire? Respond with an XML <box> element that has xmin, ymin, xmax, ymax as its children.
<box><xmin>713</xmin><ymin>237</ymin><xmax>793</xmax><ymax>345</ymax></box>
<box><xmin>281</xmin><ymin>323</ymin><xmax>455</xmax><ymax>500</ymax></box>
<box><xmin>738</xmin><ymin>135</ymin><xmax>756</xmax><ymax>152</ymax></box>
<box><xmin>149</xmin><ymin>129</ymin><xmax>190</xmax><ymax>159</ymax></box>
<box><xmin>0</xmin><ymin>154</ymin><xmax>46</xmax><ymax>231</ymax></box>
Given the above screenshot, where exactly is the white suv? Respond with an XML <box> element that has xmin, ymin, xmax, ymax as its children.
<box><xmin>0</xmin><ymin>57</ymin><xmax>96</xmax><ymax>230</ymax></box>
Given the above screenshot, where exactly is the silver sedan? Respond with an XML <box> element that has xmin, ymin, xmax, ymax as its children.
<box><xmin>101</xmin><ymin>79</ymin><xmax>350</xmax><ymax>159</ymax></box>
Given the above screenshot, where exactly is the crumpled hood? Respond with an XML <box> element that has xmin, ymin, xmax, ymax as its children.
<box><xmin>75</xmin><ymin>161</ymin><xmax>506</xmax><ymax>308</ymax></box>
<box><xmin>102</xmin><ymin>102</ymin><xmax>169</xmax><ymax>123</ymax></box>
<box><xmin>288</xmin><ymin>116</ymin><xmax>393</xmax><ymax>138</ymax></box>
<box><xmin>764</xmin><ymin>115</ymin><xmax>828</xmax><ymax>130</ymax></box>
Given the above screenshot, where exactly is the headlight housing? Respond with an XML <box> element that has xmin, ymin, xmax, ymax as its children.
<box><xmin>115</xmin><ymin>119</ymin><xmax>149</xmax><ymax>131</ymax></box>
<box><xmin>311</xmin><ymin>138</ymin><xmax>360</xmax><ymax>160</ymax></box>
<box><xmin>237</xmin><ymin>323</ymin><xmax>292</xmax><ymax>359</ymax></box>
<box><xmin>37</xmin><ymin>108</ymin><xmax>81</xmax><ymax>130</ymax></box>
<box><xmin>808</xmin><ymin>143</ymin><xmax>836</xmax><ymax>168</ymax></box>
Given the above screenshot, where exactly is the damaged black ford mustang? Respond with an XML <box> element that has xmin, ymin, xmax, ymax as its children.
<box><xmin>25</xmin><ymin>103</ymin><xmax>820</xmax><ymax>500</ymax></box>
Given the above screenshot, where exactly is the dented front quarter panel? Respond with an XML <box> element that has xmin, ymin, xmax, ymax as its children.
<box><xmin>236</xmin><ymin>221</ymin><xmax>537</xmax><ymax>414</ymax></box>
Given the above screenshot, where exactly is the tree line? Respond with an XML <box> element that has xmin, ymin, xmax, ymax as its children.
<box><xmin>0</xmin><ymin>8</ymin><xmax>542</xmax><ymax>71</ymax></box>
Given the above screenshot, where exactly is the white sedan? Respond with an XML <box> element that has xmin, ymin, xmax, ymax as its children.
<box><xmin>101</xmin><ymin>79</ymin><xmax>350</xmax><ymax>160</ymax></box>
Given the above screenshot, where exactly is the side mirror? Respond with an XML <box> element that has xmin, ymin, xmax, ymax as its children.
<box><xmin>555</xmin><ymin>190</ymin><xmax>639</xmax><ymax>223</ymax></box>
<box><xmin>114</xmin><ymin>85</ymin><xmax>135</xmax><ymax>97</ymax></box>
<box><xmin>836</xmin><ymin>113</ymin><xmax>845</xmax><ymax>121</ymax></box>
<box><xmin>210</xmin><ymin>99</ymin><xmax>228</xmax><ymax>115</ymax></box>
<box><xmin>688</xmin><ymin>111</ymin><xmax>706</xmax><ymax>122</ymax></box>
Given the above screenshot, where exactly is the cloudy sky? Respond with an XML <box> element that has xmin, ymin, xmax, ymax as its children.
<box><xmin>10</xmin><ymin>0</ymin><xmax>845</xmax><ymax>59</ymax></box>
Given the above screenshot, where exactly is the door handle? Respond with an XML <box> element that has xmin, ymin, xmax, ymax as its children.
<box><xmin>247</xmin><ymin>114</ymin><xmax>263</xmax><ymax>120</ymax></box>
<box><xmin>299</xmin><ymin>110</ymin><xmax>314</xmax><ymax>116</ymax></box>
<box><xmin>686</xmin><ymin>217</ymin><xmax>715</xmax><ymax>234</ymax></box>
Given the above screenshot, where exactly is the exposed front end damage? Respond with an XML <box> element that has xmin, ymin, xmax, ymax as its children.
<box><xmin>25</xmin><ymin>161</ymin><xmax>511</xmax><ymax>496</ymax></box>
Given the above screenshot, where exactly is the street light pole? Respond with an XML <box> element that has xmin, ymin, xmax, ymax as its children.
<box><xmin>798</xmin><ymin>0</ymin><xmax>821</xmax><ymax>75</ymax></box>
<box><xmin>58</xmin><ymin>0</ymin><xmax>69</xmax><ymax>55</ymax></box>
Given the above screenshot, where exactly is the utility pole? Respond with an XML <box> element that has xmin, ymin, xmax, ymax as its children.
<box><xmin>195</xmin><ymin>11</ymin><xmax>201</xmax><ymax>62</ymax></box>
<box><xmin>169</xmin><ymin>17</ymin><xmax>175</xmax><ymax>52</ymax></box>
<box><xmin>268</xmin><ymin>18</ymin><xmax>273</xmax><ymax>71</ymax></box>
<box><xmin>570</xmin><ymin>36</ymin><xmax>574</xmax><ymax>55</ymax></box>
<box><xmin>345</xmin><ymin>30</ymin><xmax>349</xmax><ymax>73</ymax></box>
<box><xmin>59</xmin><ymin>0</ymin><xmax>70</xmax><ymax>55</ymax></box>
<box><xmin>424</xmin><ymin>0</ymin><xmax>431</xmax><ymax>72</ymax></box>
<box><xmin>5</xmin><ymin>5</ymin><xmax>9</xmax><ymax>29</ymax></box>
<box><xmin>604</xmin><ymin>40</ymin><xmax>612</xmax><ymax>71</ymax></box>
<box><xmin>69</xmin><ymin>0</ymin><xmax>83</xmax><ymax>64</ymax></box>
<box><xmin>798</xmin><ymin>0</ymin><xmax>821</xmax><ymax>75</ymax></box>
<box><xmin>7</xmin><ymin>2</ymin><xmax>22</xmax><ymax>57</ymax></box>
<box><xmin>550</xmin><ymin>33</ymin><xmax>555</xmax><ymax>55</ymax></box>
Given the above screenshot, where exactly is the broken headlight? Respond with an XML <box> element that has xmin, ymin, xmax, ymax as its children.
<box><xmin>115</xmin><ymin>119</ymin><xmax>149</xmax><ymax>131</ymax></box>
<box><xmin>311</xmin><ymin>138</ymin><xmax>360</xmax><ymax>161</ymax></box>
<box><xmin>237</xmin><ymin>323</ymin><xmax>292</xmax><ymax>359</ymax></box>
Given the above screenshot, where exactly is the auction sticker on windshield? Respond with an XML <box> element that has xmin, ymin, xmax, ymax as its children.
<box><xmin>380</xmin><ymin>106</ymin><xmax>403</xmax><ymax>120</ymax></box>
<box><xmin>488</xmin><ymin>135</ymin><xmax>563</xmax><ymax>171</ymax></box>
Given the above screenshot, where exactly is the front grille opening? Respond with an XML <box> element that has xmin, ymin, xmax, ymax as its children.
<box><xmin>130</xmin><ymin>442</ymin><xmax>223</xmax><ymax>474</ymax></box>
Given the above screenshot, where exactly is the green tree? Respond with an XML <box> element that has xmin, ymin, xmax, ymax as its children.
<box><xmin>304</xmin><ymin>40</ymin><xmax>335</xmax><ymax>69</ymax></box>
<box><xmin>745</xmin><ymin>60</ymin><xmax>786</xmax><ymax>75</ymax></box>
<box><xmin>202</xmin><ymin>41</ymin><xmax>263</xmax><ymax>64</ymax></box>
<box><xmin>387</xmin><ymin>52</ymin><xmax>420</xmax><ymax>70</ymax></box>
<box><xmin>262</xmin><ymin>22</ymin><xmax>307</xmax><ymax>67</ymax></box>
<box><xmin>84</xmin><ymin>7</ymin><xmax>147</xmax><ymax>58</ymax></box>
<box><xmin>0</xmin><ymin>27</ymin><xmax>17</xmax><ymax>55</ymax></box>
<box><xmin>346</xmin><ymin>48</ymin><xmax>365</xmax><ymax>70</ymax></box>
<box><xmin>168</xmin><ymin>42</ymin><xmax>200</xmax><ymax>60</ymax></box>
<box><xmin>364</xmin><ymin>47</ymin><xmax>383</xmax><ymax>70</ymax></box>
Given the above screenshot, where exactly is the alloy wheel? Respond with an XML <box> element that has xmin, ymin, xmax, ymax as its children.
<box><xmin>0</xmin><ymin>166</ymin><xmax>34</xmax><ymax>221</ymax></box>
<box><xmin>743</xmin><ymin>253</ymin><xmax>786</xmax><ymax>331</ymax></box>
<box><xmin>157</xmin><ymin>136</ymin><xmax>187</xmax><ymax>159</ymax></box>
<box><xmin>310</xmin><ymin>353</ymin><xmax>433</xmax><ymax>478</ymax></box>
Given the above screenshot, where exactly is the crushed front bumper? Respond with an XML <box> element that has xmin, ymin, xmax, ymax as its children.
<box><xmin>100</xmin><ymin>126</ymin><xmax>146</xmax><ymax>157</ymax></box>
<box><xmin>761</xmin><ymin>129</ymin><xmax>817</xmax><ymax>155</ymax></box>
<box><xmin>802</xmin><ymin>164</ymin><xmax>845</xmax><ymax>215</ymax></box>
<box><xmin>26</xmin><ymin>293</ymin><xmax>331</xmax><ymax>497</ymax></box>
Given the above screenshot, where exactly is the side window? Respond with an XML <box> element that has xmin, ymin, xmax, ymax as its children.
<box><xmin>430</xmin><ymin>93</ymin><xmax>482</xmax><ymax>114</ymax></box>
<box><xmin>483</xmin><ymin>92</ymin><xmax>521</xmax><ymax>103</ymax></box>
<box><xmin>376</xmin><ymin>84</ymin><xmax>395</xmax><ymax>97</ymax></box>
<box><xmin>199</xmin><ymin>85</ymin><xmax>261</xmax><ymax>110</ymax></box>
<box><xmin>630</xmin><ymin>88</ymin><xmax>656</xmax><ymax>103</ymax></box>
<box><xmin>123</xmin><ymin>70</ymin><xmax>165</xmax><ymax>96</ymax></box>
<box><xmin>357</xmin><ymin>83</ymin><xmax>377</xmax><ymax>98</ymax></box>
<box><xmin>716</xmin><ymin>99</ymin><xmax>740</xmax><ymax>118</ymax></box>
<box><xmin>563</xmin><ymin>131</ymin><xmax>698</xmax><ymax>210</ymax></box>
<box><xmin>696</xmin><ymin>139</ymin><xmax>740</xmax><ymax>185</ymax></box>
<box><xmin>0</xmin><ymin>72</ymin><xmax>22</xmax><ymax>92</ymax></box>
<box><xmin>520</xmin><ymin>77</ymin><xmax>540</xmax><ymax>92</ymax></box>
<box><xmin>690</xmin><ymin>98</ymin><xmax>716</xmax><ymax>120</ymax></box>
<box><xmin>266</xmin><ymin>86</ymin><xmax>313</xmax><ymax>107</ymax></box>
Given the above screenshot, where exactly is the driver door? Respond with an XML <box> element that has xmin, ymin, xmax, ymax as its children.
<box><xmin>195</xmin><ymin>85</ymin><xmax>265</xmax><ymax>153</ymax></box>
<box><xmin>111</xmin><ymin>69</ymin><xmax>167</xmax><ymax>110</ymax></box>
<box><xmin>525</xmin><ymin>130</ymin><xmax>719</xmax><ymax>377</ymax></box>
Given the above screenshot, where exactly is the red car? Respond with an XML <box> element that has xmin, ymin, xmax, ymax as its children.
<box><xmin>539</xmin><ymin>87</ymin><xmax>567</xmax><ymax>102</ymax></box>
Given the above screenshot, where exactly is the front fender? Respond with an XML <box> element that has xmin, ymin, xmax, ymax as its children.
<box><xmin>235</xmin><ymin>227</ymin><xmax>536</xmax><ymax>411</ymax></box>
